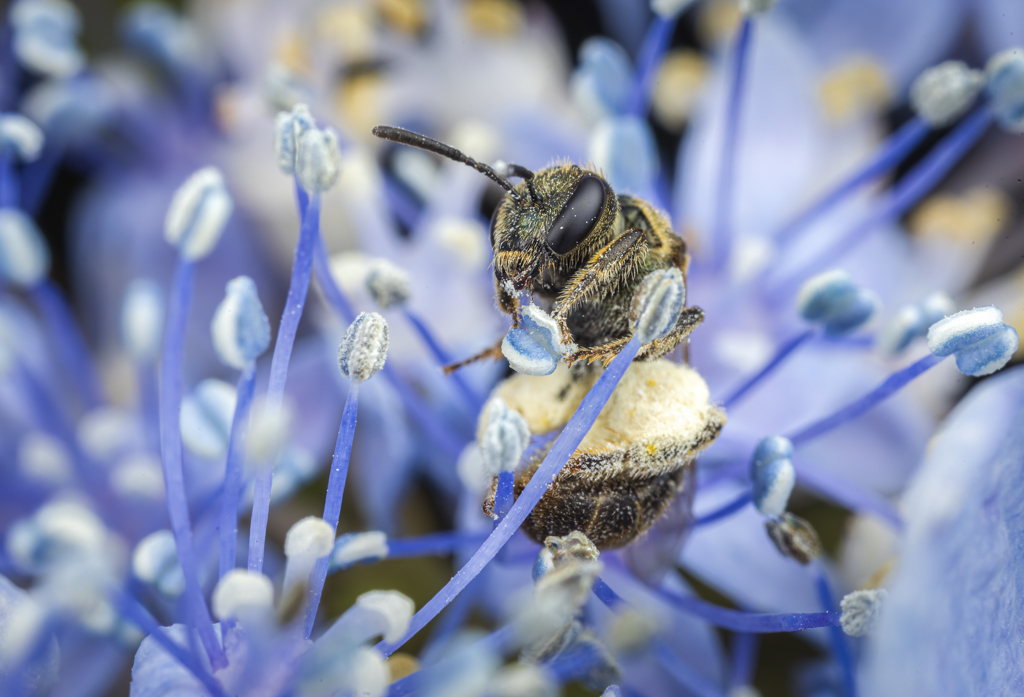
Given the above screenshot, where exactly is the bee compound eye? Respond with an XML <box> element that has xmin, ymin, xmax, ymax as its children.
<box><xmin>545</xmin><ymin>175</ymin><xmax>607</xmax><ymax>255</ymax></box>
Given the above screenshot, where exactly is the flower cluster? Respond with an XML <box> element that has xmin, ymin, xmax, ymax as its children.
<box><xmin>0</xmin><ymin>0</ymin><xmax>1023</xmax><ymax>696</ymax></box>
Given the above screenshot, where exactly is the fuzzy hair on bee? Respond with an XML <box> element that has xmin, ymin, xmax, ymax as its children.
<box><xmin>371</xmin><ymin>125</ymin><xmax>724</xmax><ymax>549</ymax></box>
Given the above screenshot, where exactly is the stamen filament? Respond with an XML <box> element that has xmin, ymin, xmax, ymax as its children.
<box><xmin>653</xmin><ymin>583</ymin><xmax>841</xmax><ymax>632</ymax></box>
<box><xmin>794</xmin><ymin>460</ymin><xmax>902</xmax><ymax>529</ymax></box>
<box><xmin>494</xmin><ymin>470</ymin><xmax>514</xmax><ymax>520</ymax></box>
<box><xmin>772</xmin><ymin>117</ymin><xmax>931</xmax><ymax>245</ymax></box>
<box><xmin>722</xmin><ymin>329</ymin><xmax>815</xmax><ymax>408</ymax></box>
<box><xmin>775</xmin><ymin>106</ymin><xmax>992</xmax><ymax>288</ymax></box>
<box><xmin>815</xmin><ymin>570</ymin><xmax>856</xmax><ymax>697</ymax></box>
<box><xmin>379</xmin><ymin>531</ymin><xmax>489</xmax><ymax>560</ymax></box>
<box><xmin>217</xmin><ymin>361</ymin><xmax>257</xmax><ymax>579</ymax></box>
<box><xmin>30</xmin><ymin>280</ymin><xmax>105</xmax><ymax>409</ymax></box>
<box><xmin>376</xmin><ymin>336</ymin><xmax>645</xmax><ymax>656</ymax></box>
<box><xmin>693</xmin><ymin>491</ymin><xmax>752</xmax><ymax>526</ymax></box>
<box><xmin>712</xmin><ymin>16</ymin><xmax>753</xmax><ymax>269</ymax></box>
<box><xmin>304</xmin><ymin>381</ymin><xmax>360</xmax><ymax>638</ymax></box>
<box><xmin>0</xmin><ymin>153</ymin><xmax>17</xmax><ymax>206</ymax></box>
<box><xmin>247</xmin><ymin>185</ymin><xmax>321</xmax><ymax>573</ymax></box>
<box><xmin>158</xmin><ymin>259</ymin><xmax>226</xmax><ymax>668</ymax></box>
<box><xmin>628</xmin><ymin>15</ymin><xmax>677</xmax><ymax>116</ymax></box>
<box><xmin>788</xmin><ymin>354</ymin><xmax>943</xmax><ymax>447</ymax></box>
<box><xmin>729</xmin><ymin>632</ymin><xmax>759</xmax><ymax>689</ymax></box>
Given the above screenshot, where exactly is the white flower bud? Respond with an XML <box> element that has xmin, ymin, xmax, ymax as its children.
<box><xmin>163</xmin><ymin>166</ymin><xmax>233</xmax><ymax>261</ymax></box>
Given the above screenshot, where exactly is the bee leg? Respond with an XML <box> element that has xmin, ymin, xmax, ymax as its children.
<box><xmin>443</xmin><ymin>339</ymin><xmax>504</xmax><ymax>374</ymax></box>
<box><xmin>635</xmin><ymin>306</ymin><xmax>705</xmax><ymax>361</ymax></box>
<box><xmin>551</xmin><ymin>228</ymin><xmax>648</xmax><ymax>343</ymax></box>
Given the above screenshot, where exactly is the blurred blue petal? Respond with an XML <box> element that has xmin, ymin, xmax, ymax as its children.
<box><xmin>861</xmin><ymin>366</ymin><xmax>1024</xmax><ymax>695</ymax></box>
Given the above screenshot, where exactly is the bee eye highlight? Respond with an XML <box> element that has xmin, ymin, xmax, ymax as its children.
<box><xmin>545</xmin><ymin>175</ymin><xmax>606</xmax><ymax>255</ymax></box>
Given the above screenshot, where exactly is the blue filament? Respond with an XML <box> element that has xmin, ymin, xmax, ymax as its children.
<box><xmin>772</xmin><ymin>117</ymin><xmax>931</xmax><ymax>246</ymax></box>
<box><xmin>383</xmin><ymin>531</ymin><xmax>488</xmax><ymax>559</ymax></box>
<box><xmin>729</xmin><ymin>632</ymin><xmax>759</xmax><ymax>689</ymax></box>
<box><xmin>788</xmin><ymin>353</ymin><xmax>943</xmax><ymax>447</ymax></box>
<box><xmin>494</xmin><ymin>470</ymin><xmax>514</xmax><ymax>520</ymax></box>
<box><xmin>651</xmin><ymin>640</ymin><xmax>728</xmax><ymax>697</ymax></box>
<box><xmin>693</xmin><ymin>491</ymin><xmax>752</xmax><ymax>527</ymax></box>
<box><xmin>628</xmin><ymin>15</ymin><xmax>677</xmax><ymax>116</ymax></box>
<box><xmin>777</xmin><ymin>106</ymin><xmax>992</xmax><ymax>287</ymax></box>
<box><xmin>816</xmin><ymin>571</ymin><xmax>856</xmax><ymax>697</ymax></box>
<box><xmin>304</xmin><ymin>381</ymin><xmax>360</xmax><ymax>639</ymax></box>
<box><xmin>794</xmin><ymin>460</ymin><xmax>902</xmax><ymax>529</ymax></box>
<box><xmin>653</xmin><ymin>583</ymin><xmax>841</xmax><ymax>633</ymax></box>
<box><xmin>247</xmin><ymin>187</ymin><xmax>322</xmax><ymax>574</ymax></box>
<box><xmin>158</xmin><ymin>258</ymin><xmax>225</xmax><ymax>669</ymax></box>
<box><xmin>712</xmin><ymin>16</ymin><xmax>753</xmax><ymax>269</ymax></box>
<box><xmin>377</xmin><ymin>336</ymin><xmax>645</xmax><ymax>656</ymax></box>
<box><xmin>217</xmin><ymin>361</ymin><xmax>257</xmax><ymax>580</ymax></box>
<box><xmin>30</xmin><ymin>280</ymin><xmax>104</xmax><ymax>409</ymax></box>
<box><xmin>722</xmin><ymin>329</ymin><xmax>815</xmax><ymax>408</ymax></box>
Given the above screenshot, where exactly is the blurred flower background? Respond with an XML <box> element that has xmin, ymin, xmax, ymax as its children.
<box><xmin>1</xmin><ymin>0</ymin><xmax>1024</xmax><ymax>695</ymax></box>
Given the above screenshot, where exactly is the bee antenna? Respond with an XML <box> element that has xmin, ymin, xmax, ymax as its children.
<box><xmin>372</xmin><ymin>125</ymin><xmax>521</xmax><ymax>201</ymax></box>
<box><xmin>503</xmin><ymin>163</ymin><xmax>542</xmax><ymax>205</ymax></box>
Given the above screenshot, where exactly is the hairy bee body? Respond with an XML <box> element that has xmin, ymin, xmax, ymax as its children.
<box><xmin>371</xmin><ymin>126</ymin><xmax>723</xmax><ymax>550</ymax></box>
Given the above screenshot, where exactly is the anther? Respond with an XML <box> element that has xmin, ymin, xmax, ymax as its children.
<box><xmin>120</xmin><ymin>279</ymin><xmax>164</xmax><ymax>360</ymax></box>
<box><xmin>481</xmin><ymin>398</ymin><xmax>530</xmax><ymax>475</ymax></box>
<box><xmin>211</xmin><ymin>569</ymin><xmax>274</xmax><ymax>620</ymax></box>
<box><xmin>0</xmin><ymin>113</ymin><xmax>44</xmax><ymax>162</ymax></box>
<box><xmin>10</xmin><ymin>0</ymin><xmax>85</xmax><ymax>78</ymax></box>
<box><xmin>337</xmin><ymin>312</ymin><xmax>389</xmax><ymax>382</ymax></box>
<box><xmin>839</xmin><ymin>588</ymin><xmax>886</xmax><ymax>637</ymax></box>
<box><xmin>985</xmin><ymin>48</ymin><xmax>1024</xmax><ymax>134</ymax></box>
<box><xmin>750</xmin><ymin>436</ymin><xmax>795</xmax><ymax>517</ymax></box>
<box><xmin>765</xmin><ymin>512</ymin><xmax>821</xmax><ymax>565</ymax></box>
<box><xmin>179</xmin><ymin>379</ymin><xmax>236</xmax><ymax>459</ymax></box>
<box><xmin>163</xmin><ymin>166</ymin><xmax>233</xmax><ymax>261</ymax></box>
<box><xmin>329</xmin><ymin>531</ymin><xmax>389</xmax><ymax>572</ymax></box>
<box><xmin>365</xmin><ymin>261</ymin><xmax>410</xmax><ymax>308</ymax></box>
<box><xmin>910</xmin><ymin>61</ymin><xmax>985</xmax><ymax>128</ymax></box>
<box><xmin>274</xmin><ymin>104</ymin><xmax>315</xmax><ymax>175</ymax></box>
<box><xmin>629</xmin><ymin>267</ymin><xmax>686</xmax><ymax>344</ymax></box>
<box><xmin>132</xmin><ymin>530</ymin><xmax>185</xmax><ymax>598</ymax></box>
<box><xmin>296</xmin><ymin>127</ymin><xmax>342</xmax><ymax>193</ymax></box>
<box><xmin>18</xmin><ymin>431</ymin><xmax>72</xmax><ymax>486</ymax></box>
<box><xmin>877</xmin><ymin>291</ymin><xmax>954</xmax><ymax>355</ymax></box>
<box><xmin>797</xmin><ymin>269</ymin><xmax>879</xmax><ymax>336</ymax></box>
<box><xmin>282</xmin><ymin>516</ymin><xmax>335</xmax><ymax>595</ymax></box>
<box><xmin>211</xmin><ymin>276</ymin><xmax>271</xmax><ymax>370</ymax></box>
<box><xmin>926</xmin><ymin>305</ymin><xmax>1019</xmax><ymax>376</ymax></box>
<box><xmin>0</xmin><ymin>208</ymin><xmax>50</xmax><ymax>286</ymax></box>
<box><xmin>501</xmin><ymin>305</ymin><xmax>564</xmax><ymax>376</ymax></box>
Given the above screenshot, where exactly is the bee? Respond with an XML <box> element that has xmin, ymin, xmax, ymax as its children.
<box><xmin>372</xmin><ymin>125</ymin><xmax>725</xmax><ymax>549</ymax></box>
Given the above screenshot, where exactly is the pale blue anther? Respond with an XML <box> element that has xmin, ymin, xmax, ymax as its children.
<box><xmin>163</xmin><ymin>167</ymin><xmax>233</xmax><ymax>261</ymax></box>
<box><xmin>481</xmin><ymin>399</ymin><xmax>530</xmax><ymax>474</ymax></box>
<box><xmin>502</xmin><ymin>305</ymin><xmax>563</xmax><ymax>376</ymax></box>
<box><xmin>120</xmin><ymin>3</ymin><xmax>200</xmax><ymax>69</ymax></box>
<box><xmin>589</xmin><ymin>115</ymin><xmax>658</xmax><ymax>195</ymax></box>
<box><xmin>211</xmin><ymin>276</ymin><xmax>271</xmax><ymax>370</ymax></box>
<box><xmin>878</xmin><ymin>292</ymin><xmax>954</xmax><ymax>355</ymax></box>
<box><xmin>0</xmin><ymin>114</ymin><xmax>44</xmax><ymax>162</ymax></box>
<box><xmin>274</xmin><ymin>104</ymin><xmax>315</xmax><ymax>175</ymax></box>
<box><xmin>10</xmin><ymin>0</ymin><xmax>85</xmax><ymax>78</ymax></box>
<box><xmin>532</xmin><ymin>547</ymin><xmax>554</xmax><ymax>582</ymax></box>
<box><xmin>0</xmin><ymin>208</ymin><xmax>50</xmax><ymax>286</ymax></box>
<box><xmin>630</xmin><ymin>267</ymin><xmax>685</xmax><ymax>343</ymax></box>
<box><xmin>797</xmin><ymin>270</ymin><xmax>879</xmax><ymax>336</ymax></box>
<box><xmin>328</xmin><ymin>531</ymin><xmax>389</xmax><ymax>573</ymax></box>
<box><xmin>750</xmin><ymin>436</ymin><xmax>795</xmax><ymax>517</ymax></box>
<box><xmin>927</xmin><ymin>306</ymin><xmax>1019</xmax><ymax>377</ymax></box>
<box><xmin>571</xmin><ymin>38</ymin><xmax>634</xmax><ymax>118</ymax></box>
<box><xmin>985</xmin><ymin>49</ymin><xmax>1024</xmax><ymax>134</ymax></box>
